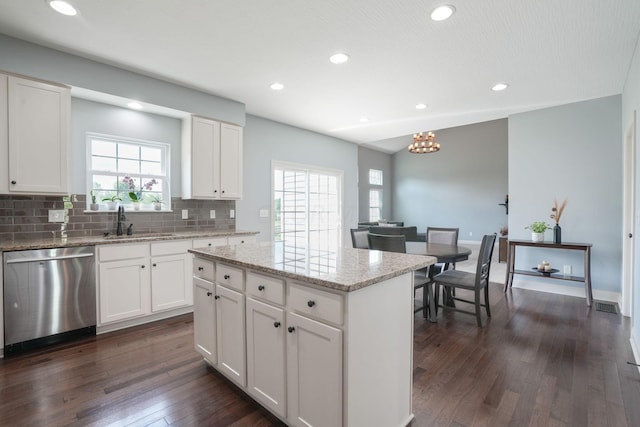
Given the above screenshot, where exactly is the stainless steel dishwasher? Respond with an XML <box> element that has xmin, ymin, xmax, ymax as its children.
<box><xmin>3</xmin><ymin>246</ymin><xmax>96</xmax><ymax>354</ymax></box>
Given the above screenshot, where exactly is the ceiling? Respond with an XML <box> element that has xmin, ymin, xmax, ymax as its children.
<box><xmin>0</xmin><ymin>0</ymin><xmax>639</xmax><ymax>153</ymax></box>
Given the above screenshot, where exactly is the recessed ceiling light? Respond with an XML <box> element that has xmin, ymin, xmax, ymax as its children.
<box><xmin>430</xmin><ymin>5</ymin><xmax>455</xmax><ymax>21</ymax></box>
<box><xmin>415</xmin><ymin>103</ymin><xmax>428</xmax><ymax>110</ymax></box>
<box><xmin>127</xmin><ymin>101</ymin><xmax>143</xmax><ymax>110</ymax></box>
<box><xmin>270</xmin><ymin>82</ymin><xmax>284</xmax><ymax>90</ymax></box>
<box><xmin>329</xmin><ymin>53</ymin><xmax>350</xmax><ymax>64</ymax></box>
<box><xmin>48</xmin><ymin>1</ymin><xmax>78</xmax><ymax>16</ymax></box>
<box><xmin>492</xmin><ymin>83</ymin><xmax>509</xmax><ymax>91</ymax></box>
<box><xmin>360</xmin><ymin>117</ymin><xmax>369</xmax><ymax>123</ymax></box>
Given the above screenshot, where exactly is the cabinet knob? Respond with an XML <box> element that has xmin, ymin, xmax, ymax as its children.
<box><xmin>224</xmin><ymin>274</ymin><xmax>230</xmax><ymax>280</ymax></box>
<box><xmin>222</xmin><ymin>190</ymin><xmax>225</xmax><ymax>194</ymax></box>
<box><xmin>307</xmin><ymin>300</ymin><xmax>316</xmax><ymax>308</ymax></box>
<box><xmin>214</xmin><ymin>190</ymin><xmax>218</xmax><ymax>193</ymax></box>
<box><xmin>288</xmin><ymin>326</ymin><xmax>295</xmax><ymax>333</ymax></box>
<box><xmin>198</xmin><ymin>266</ymin><xmax>204</xmax><ymax>271</ymax></box>
<box><xmin>141</xmin><ymin>265</ymin><xmax>145</xmax><ymax>269</ymax></box>
<box><xmin>273</xmin><ymin>321</ymin><xmax>281</xmax><ymax>328</ymax></box>
<box><xmin>214</xmin><ymin>295</ymin><xmax>220</xmax><ymax>300</ymax></box>
<box><xmin>208</xmin><ymin>243</ymin><xmax>212</xmax><ymax>246</ymax></box>
<box><xmin>152</xmin><ymin>263</ymin><xmax>157</xmax><ymax>267</ymax></box>
<box><xmin>10</xmin><ymin>180</ymin><xmax>16</xmax><ymax>185</ymax></box>
<box><xmin>258</xmin><ymin>285</ymin><xmax>265</xmax><ymax>291</ymax></box>
<box><xmin>207</xmin><ymin>291</ymin><xmax>212</xmax><ymax>297</ymax></box>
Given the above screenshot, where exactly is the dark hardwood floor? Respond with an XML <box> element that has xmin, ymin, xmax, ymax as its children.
<box><xmin>1</xmin><ymin>283</ymin><xmax>639</xmax><ymax>426</ymax></box>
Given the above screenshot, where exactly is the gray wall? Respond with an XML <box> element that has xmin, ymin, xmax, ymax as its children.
<box><xmin>357</xmin><ymin>146</ymin><xmax>393</xmax><ymax>222</ymax></box>
<box><xmin>236</xmin><ymin>115</ymin><xmax>359</xmax><ymax>244</ymax></box>
<box><xmin>621</xmin><ymin>34</ymin><xmax>640</xmax><ymax>352</ymax></box>
<box><xmin>391</xmin><ymin>119</ymin><xmax>508</xmax><ymax>240</ymax></box>
<box><xmin>509</xmin><ymin>95</ymin><xmax>622</xmax><ymax>293</ymax></box>
<box><xmin>0</xmin><ymin>34</ymin><xmax>244</xmax><ymax>125</ymax></box>
<box><xmin>71</xmin><ymin>98</ymin><xmax>183</xmax><ymax>195</ymax></box>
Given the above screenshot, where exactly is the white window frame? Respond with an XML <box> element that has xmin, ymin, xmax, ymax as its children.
<box><xmin>86</xmin><ymin>132</ymin><xmax>171</xmax><ymax>211</ymax></box>
<box><xmin>368</xmin><ymin>168</ymin><xmax>383</xmax><ymax>222</ymax></box>
<box><xmin>272</xmin><ymin>160</ymin><xmax>343</xmax><ymax>253</ymax></box>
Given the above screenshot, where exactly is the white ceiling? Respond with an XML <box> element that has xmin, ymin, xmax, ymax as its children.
<box><xmin>0</xmin><ymin>0</ymin><xmax>639</xmax><ymax>153</ymax></box>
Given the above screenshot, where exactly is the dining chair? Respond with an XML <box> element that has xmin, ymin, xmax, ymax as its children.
<box><xmin>426</xmin><ymin>227</ymin><xmax>460</xmax><ymax>272</ymax></box>
<box><xmin>369</xmin><ymin>225</ymin><xmax>419</xmax><ymax>242</ymax></box>
<box><xmin>368</xmin><ymin>233</ymin><xmax>432</xmax><ymax>318</ymax></box>
<box><xmin>432</xmin><ymin>233</ymin><xmax>496</xmax><ymax>326</ymax></box>
<box><xmin>350</xmin><ymin>228</ymin><xmax>370</xmax><ymax>249</ymax></box>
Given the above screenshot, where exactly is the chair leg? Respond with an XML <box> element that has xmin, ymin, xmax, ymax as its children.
<box><xmin>475</xmin><ymin>288</ymin><xmax>482</xmax><ymax>327</ymax></box>
<box><xmin>484</xmin><ymin>284</ymin><xmax>491</xmax><ymax>317</ymax></box>
<box><xmin>423</xmin><ymin>285</ymin><xmax>428</xmax><ymax>318</ymax></box>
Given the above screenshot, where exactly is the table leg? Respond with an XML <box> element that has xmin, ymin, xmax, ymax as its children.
<box><xmin>504</xmin><ymin>243</ymin><xmax>515</xmax><ymax>292</ymax></box>
<box><xmin>585</xmin><ymin>247</ymin><xmax>593</xmax><ymax>306</ymax></box>
<box><xmin>427</xmin><ymin>265</ymin><xmax>438</xmax><ymax>322</ymax></box>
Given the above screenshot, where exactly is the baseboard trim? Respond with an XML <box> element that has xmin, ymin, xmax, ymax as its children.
<box><xmin>511</xmin><ymin>277</ymin><xmax>620</xmax><ymax>303</ymax></box>
<box><xmin>97</xmin><ymin>306</ymin><xmax>193</xmax><ymax>334</ymax></box>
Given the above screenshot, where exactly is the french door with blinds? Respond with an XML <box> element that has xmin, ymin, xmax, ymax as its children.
<box><xmin>273</xmin><ymin>161</ymin><xmax>343</xmax><ymax>260</ymax></box>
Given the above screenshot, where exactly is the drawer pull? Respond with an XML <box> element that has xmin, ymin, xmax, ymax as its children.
<box><xmin>206</xmin><ymin>291</ymin><xmax>212</xmax><ymax>297</ymax></box>
<box><xmin>198</xmin><ymin>266</ymin><xmax>204</xmax><ymax>271</ymax></box>
<box><xmin>273</xmin><ymin>321</ymin><xmax>281</xmax><ymax>328</ymax></box>
<box><xmin>214</xmin><ymin>295</ymin><xmax>220</xmax><ymax>300</ymax></box>
<box><xmin>288</xmin><ymin>326</ymin><xmax>295</xmax><ymax>333</ymax></box>
<box><xmin>208</xmin><ymin>243</ymin><xmax>212</xmax><ymax>246</ymax></box>
<box><xmin>152</xmin><ymin>263</ymin><xmax>157</xmax><ymax>267</ymax></box>
<box><xmin>224</xmin><ymin>274</ymin><xmax>230</xmax><ymax>280</ymax></box>
<box><xmin>11</xmin><ymin>180</ymin><xmax>16</xmax><ymax>185</ymax></box>
<box><xmin>307</xmin><ymin>300</ymin><xmax>316</xmax><ymax>308</ymax></box>
<box><xmin>258</xmin><ymin>285</ymin><xmax>265</xmax><ymax>291</ymax></box>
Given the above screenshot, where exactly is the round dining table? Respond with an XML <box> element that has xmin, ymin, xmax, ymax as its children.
<box><xmin>405</xmin><ymin>241</ymin><xmax>472</xmax><ymax>322</ymax></box>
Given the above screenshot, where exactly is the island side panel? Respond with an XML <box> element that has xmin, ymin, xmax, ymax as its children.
<box><xmin>344</xmin><ymin>272</ymin><xmax>414</xmax><ymax>427</ymax></box>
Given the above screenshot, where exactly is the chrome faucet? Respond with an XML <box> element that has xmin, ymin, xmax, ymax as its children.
<box><xmin>116</xmin><ymin>205</ymin><xmax>126</xmax><ymax>236</ymax></box>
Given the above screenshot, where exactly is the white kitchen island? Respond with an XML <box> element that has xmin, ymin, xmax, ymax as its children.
<box><xmin>190</xmin><ymin>241</ymin><xmax>435</xmax><ymax>427</ymax></box>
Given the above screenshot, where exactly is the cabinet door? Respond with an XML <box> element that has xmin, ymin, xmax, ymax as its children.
<box><xmin>246</xmin><ymin>298</ymin><xmax>286</xmax><ymax>418</ymax></box>
<box><xmin>151</xmin><ymin>253</ymin><xmax>192</xmax><ymax>312</ymax></box>
<box><xmin>219</xmin><ymin>122</ymin><xmax>243</xmax><ymax>199</ymax></box>
<box><xmin>216</xmin><ymin>284</ymin><xmax>246</xmax><ymax>386</ymax></box>
<box><xmin>191</xmin><ymin>116</ymin><xmax>220</xmax><ymax>198</ymax></box>
<box><xmin>286</xmin><ymin>311</ymin><xmax>342</xmax><ymax>427</ymax></box>
<box><xmin>193</xmin><ymin>276</ymin><xmax>216</xmax><ymax>364</ymax></box>
<box><xmin>7</xmin><ymin>76</ymin><xmax>69</xmax><ymax>194</ymax></box>
<box><xmin>99</xmin><ymin>259</ymin><xmax>150</xmax><ymax>324</ymax></box>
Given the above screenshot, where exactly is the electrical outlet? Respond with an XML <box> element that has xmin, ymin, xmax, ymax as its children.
<box><xmin>48</xmin><ymin>210</ymin><xmax>65</xmax><ymax>223</ymax></box>
<box><xmin>230</xmin><ymin>209</ymin><xmax>235</xmax><ymax>218</ymax></box>
<box><xmin>469</xmin><ymin>231</ymin><xmax>472</xmax><ymax>237</ymax></box>
<box><xmin>182</xmin><ymin>209</ymin><xmax>188</xmax><ymax>219</ymax></box>
<box><xmin>563</xmin><ymin>265</ymin><xmax>572</xmax><ymax>275</ymax></box>
<box><xmin>259</xmin><ymin>209</ymin><xmax>269</xmax><ymax>218</ymax></box>
<box><xmin>210</xmin><ymin>210</ymin><xmax>216</xmax><ymax>219</ymax></box>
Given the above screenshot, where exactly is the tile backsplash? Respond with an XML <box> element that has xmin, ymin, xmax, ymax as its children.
<box><xmin>0</xmin><ymin>194</ymin><xmax>236</xmax><ymax>241</ymax></box>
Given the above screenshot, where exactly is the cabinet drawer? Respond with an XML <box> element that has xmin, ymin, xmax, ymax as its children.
<box><xmin>151</xmin><ymin>240</ymin><xmax>191</xmax><ymax>256</ymax></box>
<box><xmin>228</xmin><ymin>235</ymin><xmax>256</xmax><ymax>245</ymax></box>
<box><xmin>193</xmin><ymin>257</ymin><xmax>214</xmax><ymax>281</ymax></box>
<box><xmin>193</xmin><ymin>237</ymin><xmax>228</xmax><ymax>249</ymax></box>
<box><xmin>246</xmin><ymin>271</ymin><xmax>284</xmax><ymax>306</ymax></box>
<box><xmin>216</xmin><ymin>262</ymin><xmax>244</xmax><ymax>291</ymax></box>
<box><xmin>288</xmin><ymin>283</ymin><xmax>344</xmax><ymax>325</ymax></box>
<box><xmin>99</xmin><ymin>243</ymin><xmax>148</xmax><ymax>262</ymax></box>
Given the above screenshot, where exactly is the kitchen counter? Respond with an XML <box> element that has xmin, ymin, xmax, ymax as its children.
<box><xmin>189</xmin><ymin>241</ymin><xmax>435</xmax><ymax>292</ymax></box>
<box><xmin>0</xmin><ymin>229</ymin><xmax>259</xmax><ymax>252</ymax></box>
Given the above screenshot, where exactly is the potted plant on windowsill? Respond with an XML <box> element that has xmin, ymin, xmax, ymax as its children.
<box><xmin>102</xmin><ymin>195</ymin><xmax>121</xmax><ymax>211</ymax></box>
<box><xmin>89</xmin><ymin>191</ymin><xmax>99</xmax><ymax>210</ymax></box>
<box><xmin>525</xmin><ymin>221</ymin><xmax>550</xmax><ymax>242</ymax></box>
<box><xmin>149</xmin><ymin>195</ymin><xmax>164</xmax><ymax>211</ymax></box>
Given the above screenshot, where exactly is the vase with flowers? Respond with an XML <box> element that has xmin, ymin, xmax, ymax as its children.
<box><xmin>550</xmin><ymin>197</ymin><xmax>568</xmax><ymax>244</ymax></box>
<box><xmin>123</xmin><ymin>176</ymin><xmax>158</xmax><ymax>210</ymax></box>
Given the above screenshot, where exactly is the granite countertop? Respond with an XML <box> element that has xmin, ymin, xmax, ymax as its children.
<box><xmin>190</xmin><ymin>241</ymin><xmax>436</xmax><ymax>292</ymax></box>
<box><xmin>0</xmin><ymin>229</ymin><xmax>259</xmax><ymax>252</ymax></box>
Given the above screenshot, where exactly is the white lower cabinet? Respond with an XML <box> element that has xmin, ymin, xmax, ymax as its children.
<box><xmin>246</xmin><ymin>298</ymin><xmax>286</xmax><ymax>418</ymax></box>
<box><xmin>151</xmin><ymin>241</ymin><xmax>193</xmax><ymax>312</ymax></box>
<box><xmin>216</xmin><ymin>284</ymin><xmax>246</xmax><ymax>387</ymax></box>
<box><xmin>99</xmin><ymin>246</ymin><xmax>151</xmax><ymax>324</ymax></box>
<box><xmin>286</xmin><ymin>311</ymin><xmax>342</xmax><ymax>427</ymax></box>
<box><xmin>193</xmin><ymin>276</ymin><xmax>216</xmax><ymax>364</ymax></box>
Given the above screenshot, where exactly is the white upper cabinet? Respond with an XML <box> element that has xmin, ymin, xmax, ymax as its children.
<box><xmin>0</xmin><ymin>73</ymin><xmax>70</xmax><ymax>195</ymax></box>
<box><xmin>182</xmin><ymin>115</ymin><xmax>243</xmax><ymax>200</ymax></box>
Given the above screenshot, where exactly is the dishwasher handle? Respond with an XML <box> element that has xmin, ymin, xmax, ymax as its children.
<box><xmin>5</xmin><ymin>252</ymin><xmax>95</xmax><ymax>264</ymax></box>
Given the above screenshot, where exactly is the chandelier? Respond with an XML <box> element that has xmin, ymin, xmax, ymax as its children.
<box><xmin>408</xmin><ymin>131</ymin><xmax>440</xmax><ymax>154</ymax></box>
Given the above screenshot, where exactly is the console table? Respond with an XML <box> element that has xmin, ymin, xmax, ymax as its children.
<box><xmin>504</xmin><ymin>239</ymin><xmax>593</xmax><ymax>306</ymax></box>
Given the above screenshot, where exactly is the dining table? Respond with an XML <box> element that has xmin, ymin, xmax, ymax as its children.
<box><xmin>406</xmin><ymin>241</ymin><xmax>472</xmax><ymax>322</ymax></box>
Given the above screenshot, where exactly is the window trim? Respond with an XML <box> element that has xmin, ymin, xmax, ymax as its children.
<box><xmin>85</xmin><ymin>132</ymin><xmax>171</xmax><ymax>211</ymax></box>
<box><xmin>368</xmin><ymin>168</ymin><xmax>384</xmax><ymax>222</ymax></box>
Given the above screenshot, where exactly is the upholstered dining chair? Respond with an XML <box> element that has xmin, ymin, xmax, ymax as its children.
<box><xmin>432</xmin><ymin>233</ymin><xmax>496</xmax><ymax>326</ymax></box>
<box><xmin>367</xmin><ymin>233</ymin><xmax>432</xmax><ymax>318</ymax></box>
<box><xmin>350</xmin><ymin>228</ymin><xmax>370</xmax><ymax>249</ymax></box>
<box><xmin>426</xmin><ymin>227</ymin><xmax>460</xmax><ymax>272</ymax></box>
